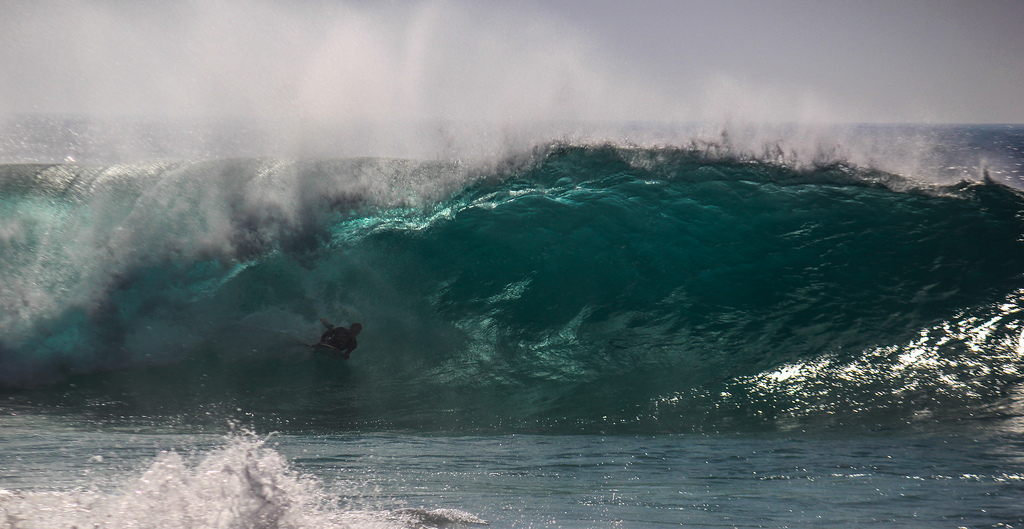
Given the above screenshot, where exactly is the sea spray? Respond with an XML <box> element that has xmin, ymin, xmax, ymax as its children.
<box><xmin>0</xmin><ymin>433</ymin><xmax>487</xmax><ymax>528</ymax></box>
<box><xmin>0</xmin><ymin>435</ymin><xmax>334</xmax><ymax>528</ymax></box>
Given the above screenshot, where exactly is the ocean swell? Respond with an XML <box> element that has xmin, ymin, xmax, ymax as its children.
<box><xmin>3</xmin><ymin>143</ymin><xmax>1024</xmax><ymax>432</ymax></box>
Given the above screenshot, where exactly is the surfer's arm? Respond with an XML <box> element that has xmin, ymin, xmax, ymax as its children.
<box><xmin>320</xmin><ymin>318</ymin><xmax>334</xmax><ymax>330</ymax></box>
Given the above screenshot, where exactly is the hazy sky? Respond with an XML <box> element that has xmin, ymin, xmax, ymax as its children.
<box><xmin>523</xmin><ymin>0</ymin><xmax>1024</xmax><ymax>123</ymax></box>
<box><xmin>2</xmin><ymin>0</ymin><xmax>1022</xmax><ymax>125</ymax></box>
<box><xmin>527</xmin><ymin>0</ymin><xmax>1024</xmax><ymax>123</ymax></box>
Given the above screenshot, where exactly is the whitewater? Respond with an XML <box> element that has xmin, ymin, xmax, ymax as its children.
<box><xmin>3</xmin><ymin>123</ymin><xmax>1024</xmax><ymax>527</ymax></box>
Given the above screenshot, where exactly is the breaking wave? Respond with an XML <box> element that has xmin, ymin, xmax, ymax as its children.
<box><xmin>3</xmin><ymin>138</ymin><xmax>1024</xmax><ymax>433</ymax></box>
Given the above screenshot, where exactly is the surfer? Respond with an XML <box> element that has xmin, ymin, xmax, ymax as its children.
<box><xmin>314</xmin><ymin>319</ymin><xmax>362</xmax><ymax>360</ymax></box>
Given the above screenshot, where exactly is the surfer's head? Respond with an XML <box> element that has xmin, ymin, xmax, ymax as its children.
<box><xmin>350</xmin><ymin>323</ymin><xmax>362</xmax><ymax>335</ymax></box>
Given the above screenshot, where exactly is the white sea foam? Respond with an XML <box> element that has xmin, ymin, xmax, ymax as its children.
<box><xmin>0</xmin><ymin>157</ymin><xmax>467</xmax><ymax>382</ymax></box>
<box><xmin>0</xmin><ymin>435</ymin><xmax>482</xmax><ymax>529</ymax></box>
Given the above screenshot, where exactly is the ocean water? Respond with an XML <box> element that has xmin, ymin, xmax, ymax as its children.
<box><xmin>2</xmin><ymin>123</ymin><xmax>1024</xmax><ymax>527</ymax></box>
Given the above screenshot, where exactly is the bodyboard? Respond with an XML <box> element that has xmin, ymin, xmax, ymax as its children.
<box><xmin>293</xmin><ymin>337</ymin><xmax>350</xmax><ymax>359</ymax></box>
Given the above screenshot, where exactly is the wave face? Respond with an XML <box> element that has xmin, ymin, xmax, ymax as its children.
<box><xmin>3</xmin><ymin>139</ymin><xmax>1024</xmax><ymax>433</ymax></box>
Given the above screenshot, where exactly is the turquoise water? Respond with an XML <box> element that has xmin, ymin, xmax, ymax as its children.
<box><xmin>3</xmin><ymin>125</ymin><xmax>1024</xmax><ymax>526</ymax></box>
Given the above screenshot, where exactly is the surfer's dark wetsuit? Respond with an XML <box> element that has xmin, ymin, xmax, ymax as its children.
<box><xmin>317</xmin><ymin>319</ymin><xmax>362</xmax><ymax>359</ymax></box>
